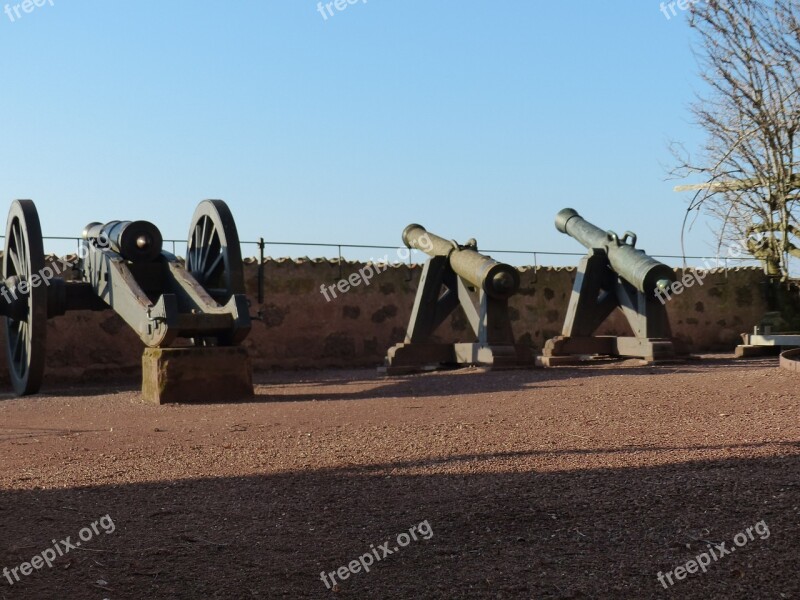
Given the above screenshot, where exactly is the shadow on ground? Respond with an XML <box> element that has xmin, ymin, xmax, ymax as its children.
<box><xmin>1</xmin><ymin>449</ymin><xmax>797</xmax><ymax>599</ymax></box>
<box><xmin>243</xmin><ymin>357</ymin><xmax>782</xmax><ymax>403</ymax></box>
<box><xmin>0</xmin><ymin>355</ymin><xmax>778</xmax><ymax>405</ymax></box>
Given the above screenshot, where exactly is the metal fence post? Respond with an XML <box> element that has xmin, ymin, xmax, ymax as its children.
<box><xmin>258</xmin><ymin>238</ymin><xmax>265</xmax><ymax>304</ymax></box>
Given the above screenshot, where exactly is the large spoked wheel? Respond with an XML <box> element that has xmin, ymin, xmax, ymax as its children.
<box><xmin>186</xmin><ymin>199</ymin><xmax>245</xmax><ymax>303</ymax></box>
<box><xmin>186</xmin><ymin>200</ymin><xmax>245</xmax><ymax>347</ymax></box>
<box><xmin>2</xmin><ymin>200</ymin><xmax>47</xmax><ymax>395</ymax></box>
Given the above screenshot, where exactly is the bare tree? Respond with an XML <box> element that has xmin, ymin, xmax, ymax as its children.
<box><xmin>672</xmin><ymin>0</ymin><xmax>800</xmax><ymax>278</ymax></box>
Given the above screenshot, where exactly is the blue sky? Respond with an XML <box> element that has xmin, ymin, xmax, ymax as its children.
<box><xmin>0</xmin><ymin>1</ymin><xmax>727</xmax><ymax>265</ymax></box>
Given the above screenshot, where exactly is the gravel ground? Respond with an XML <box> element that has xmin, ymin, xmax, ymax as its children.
<box><xmin>0</xmin><ymin>356</ymin><xmax>798</xmax><ymax>600</ymax></box>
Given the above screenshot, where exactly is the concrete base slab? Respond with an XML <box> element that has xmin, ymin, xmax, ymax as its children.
<box><xmin>383</xmin><ymin>342</ymin><xmax>535</xmax><ymax>374</ymax></box>
<box><xmin>543</xmin><ymin>335</ymin><xmax>690</xmax><ymax>363</ymax></box>
<box><xmin>538</xmin><ymin>355</ymin><xmax>589</xmax><ymax>367</ymax></box>
<box><xmin>142</xmin><ymin>346</ymin><xmax>254</xmax><ymax>405</ymax></box>
<box><xmin>734</xmin><ymin>344</ymin><xmax>780</xmax><ymax>358</ymax></box>
<box><xmin>538</xmin><ymin>355</ymin><xmax>695</xmax><ymax>368</ymax></box>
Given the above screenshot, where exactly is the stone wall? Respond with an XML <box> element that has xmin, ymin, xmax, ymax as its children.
<box><xmin>0</xmin><ymin>257</ymin><xmax>773</xmax><ymax>382</ymax></box>
<box><xmin>243</xmin><ymin>260</ymin><xmax>768</xmax><ymax>370</ymax></box>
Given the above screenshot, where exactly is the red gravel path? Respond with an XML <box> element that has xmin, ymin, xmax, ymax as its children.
<box><xmin>0</xmin><ymin>356</ymin><xmax>798</xmax><ymax>599</ymax></box>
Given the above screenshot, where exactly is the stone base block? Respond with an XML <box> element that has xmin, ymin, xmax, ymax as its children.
<box><xmin>538</xmin><ymin>355</ymin><xmax>587</xmax><ymax>367</ymax></box>
<box><xmin>383</xmin><ymin>342</ymin><xmax>535</xmax><ymax>374</ymax></box>
<box><xmin>735</xmin><ymin>344</ymin><xmax>781</xmax><ymax>358</ymax></box>
<box><xmin>142</xmin><ymin>346</ymin><xmax>254</xmax><ymax>405</ymax></box>
<box><xmin>543</xmin><ymin>335</ymin><xmax>689</xmax><ymax>363</ymax></box>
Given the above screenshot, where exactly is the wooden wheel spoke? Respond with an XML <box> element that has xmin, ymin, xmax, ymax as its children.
<box><xmin>13</xmin><ymin>226</ymin><xmax>27</xmax><ymax>278</ymax></box>
<box><xmin>8</xmin><ymin>249</ymin><xmax>17</xmax><ymax>275</ymax></box>
<box><xmin>204</xmin><ymin>252</ymin><xmax>224</xmax><ymax>280</ymax></box>
<box><xmin>10</xmin><ymin>329</ymin><xmax>21</xmax><ymax>364</ymax></box>
<box><xmin>9</xmin><ymin>248</ymin><xmax>22</xmax><ymax>278</ymax></box>
<box><xmin>190</xmin><ymin>225</ymin><xmax>203</xmax><ymax>269</ymax></box>
<box><xmin>200</xmin><ymin>224</ymin><xmax>218</xmax><ymax>270</ymax></box>
<box><xmin>13</xmin><ymin>322</ymin><xmax>26</xmax><ymax>370</ymax></box>
<box><xmin>199</xmin><ymin>217</ymin><xmax>209</xmax><ymax>264</ymax></box>
<box><xmin>195</xmin><ymin>225</ymin><xmax>205</xmax><ymax>268</ymax></box>
<box><xmin>9</xmin><ymin>229</ymin><xmax>19</xmax><ymax>272</ymax></box>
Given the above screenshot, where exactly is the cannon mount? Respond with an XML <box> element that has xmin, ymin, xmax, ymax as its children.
<box><xmin>384</xmin><ymin>224</ymin><xmax>534</xmax><ymax>373</ymax></box>
<box><xmin>543</xmin><ymin>208</ymin><xmax>688</xmax><ymax>364</ymax></box>
<box><xmin>0</xmin><ymin>199</ymin><xmax>252</xmax><ymax>397</ymax></box>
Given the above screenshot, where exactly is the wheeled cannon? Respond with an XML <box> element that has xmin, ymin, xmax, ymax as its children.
<box><xmin>1</xmin><ymin>199</ymin><xmax>252</xmax><ymax>399</ymax></box>
<box><xmin>384</xmin><ymin>224</ymin><xmax>533</xmax><ymax>373</ymax></box>
<box><xmin>543</xmin><ymin>208</ymin><xmax>686</xmax><ymax>364</ymax></box>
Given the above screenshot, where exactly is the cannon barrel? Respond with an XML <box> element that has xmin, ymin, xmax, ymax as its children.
<box><xmin>555</xmin><ymin>208</ymin><xmax>675</xmax><ymax>294</ymax></box>
<box><xmin>82</xmin><ymin>220</ymin><xmax>163</xmax><ymax>262</ymax></box>
<box><xmin>402</xmin><ymin>224</ymin><xmax>520</xmax><ymax>299</ymax></box>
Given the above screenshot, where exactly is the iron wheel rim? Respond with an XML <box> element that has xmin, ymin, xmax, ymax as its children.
<box><xmin>186</xmin><ymin>199</ymin><xmax>245</xmax><ymax>302</ymax></box>
<box><xmin>2</xmin><ymin>200</ymin><xmax>46</xmax><ymax>395</ymax></box>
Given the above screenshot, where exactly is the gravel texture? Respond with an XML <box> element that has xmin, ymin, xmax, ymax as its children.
<box><xmin>0</xmin><ymin>356</ymin><xmax>798</xmax><ymax>599</ymax></box>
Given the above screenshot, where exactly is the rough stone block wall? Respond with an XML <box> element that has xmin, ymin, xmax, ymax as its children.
<box><xmin>243</xmin><ymin>261</ymin><xmax>768</xmax><ymax>369</ymax></box>
<box><xmin>659</xmin><ymin>268</ymin><xmax>770</xmax><ymax>349</ymax></box>
<box><xmin>0</xmin><ymin>257</ymin><xmax>772</xmax><ymax>383</ymax></box>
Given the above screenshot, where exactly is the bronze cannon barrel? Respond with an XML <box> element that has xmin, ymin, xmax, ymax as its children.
<box><xmin>82</xmin><ymin>220</ymin><xmax>163</xmax><ymax>262</ymax></box>
<box><xmin>555</xmin><ymin>208</ymin><xmax>675</xmax><ymax>295</ymax></box>
<box><xmin>402</xmin><ymin>224</ymin><xmax>520</xmax><ymax>299</ymax></box>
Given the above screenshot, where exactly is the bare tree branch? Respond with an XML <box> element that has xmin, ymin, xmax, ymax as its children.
<box><xmin>672</xmin><ymin>0</ymin><xmax>800</xmax><ymax>278</ymax></box>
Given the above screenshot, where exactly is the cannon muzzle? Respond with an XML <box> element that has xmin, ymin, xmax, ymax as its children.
<box><xmin>402</xmin><ymin>224</ymin><xmax>519</xmax><ymax>299</ymax></box>
<box><xmin>555</xmin><ymin>208</ymin><xmax>674</xmax><ymax>294</ymax></box>
<box><xmin>83</xmin><ymin>220</ymin><xmax>163</xmax><ymax>262</ymax></box>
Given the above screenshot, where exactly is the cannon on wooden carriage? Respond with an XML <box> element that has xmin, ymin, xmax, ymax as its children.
<box><xmin>0</xmin><ymin>199</ymin><xmax>253</xmax><ymax>402</ymax></box>
<box><xmin>383</xmin><ymin>224</ymin><xmax>534</xmax><ymax>373</ymax></box>
<box><xmin>542</xmin><ymin>208</ymin><xmax>687</xmax><ymax>364</ymax></box>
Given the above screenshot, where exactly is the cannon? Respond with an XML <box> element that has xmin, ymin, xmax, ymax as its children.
<box><xmin>0</xmin><ymin>199</ymin><xmax>253</xmax><ymax>401</ymax></box>
<box><xmin>543</xmin><ymin>208</ymin><xmax>686</xmax><ymax>364</ymax></box>
<box><xmin>384</xmin><ymin>224</ymin><xmax>533</xmax><ymax>373</ymax></box>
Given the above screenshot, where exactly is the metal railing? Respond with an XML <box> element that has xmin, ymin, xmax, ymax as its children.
<box><xmin>27</xmin><ymin>235</ymin><xmax>763</xmax><ymax>270</ymax></box>
<box><xmin>3</xmin><ymin>234</ymin><xmax>762</xmax><ymax>304</ymax></box>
